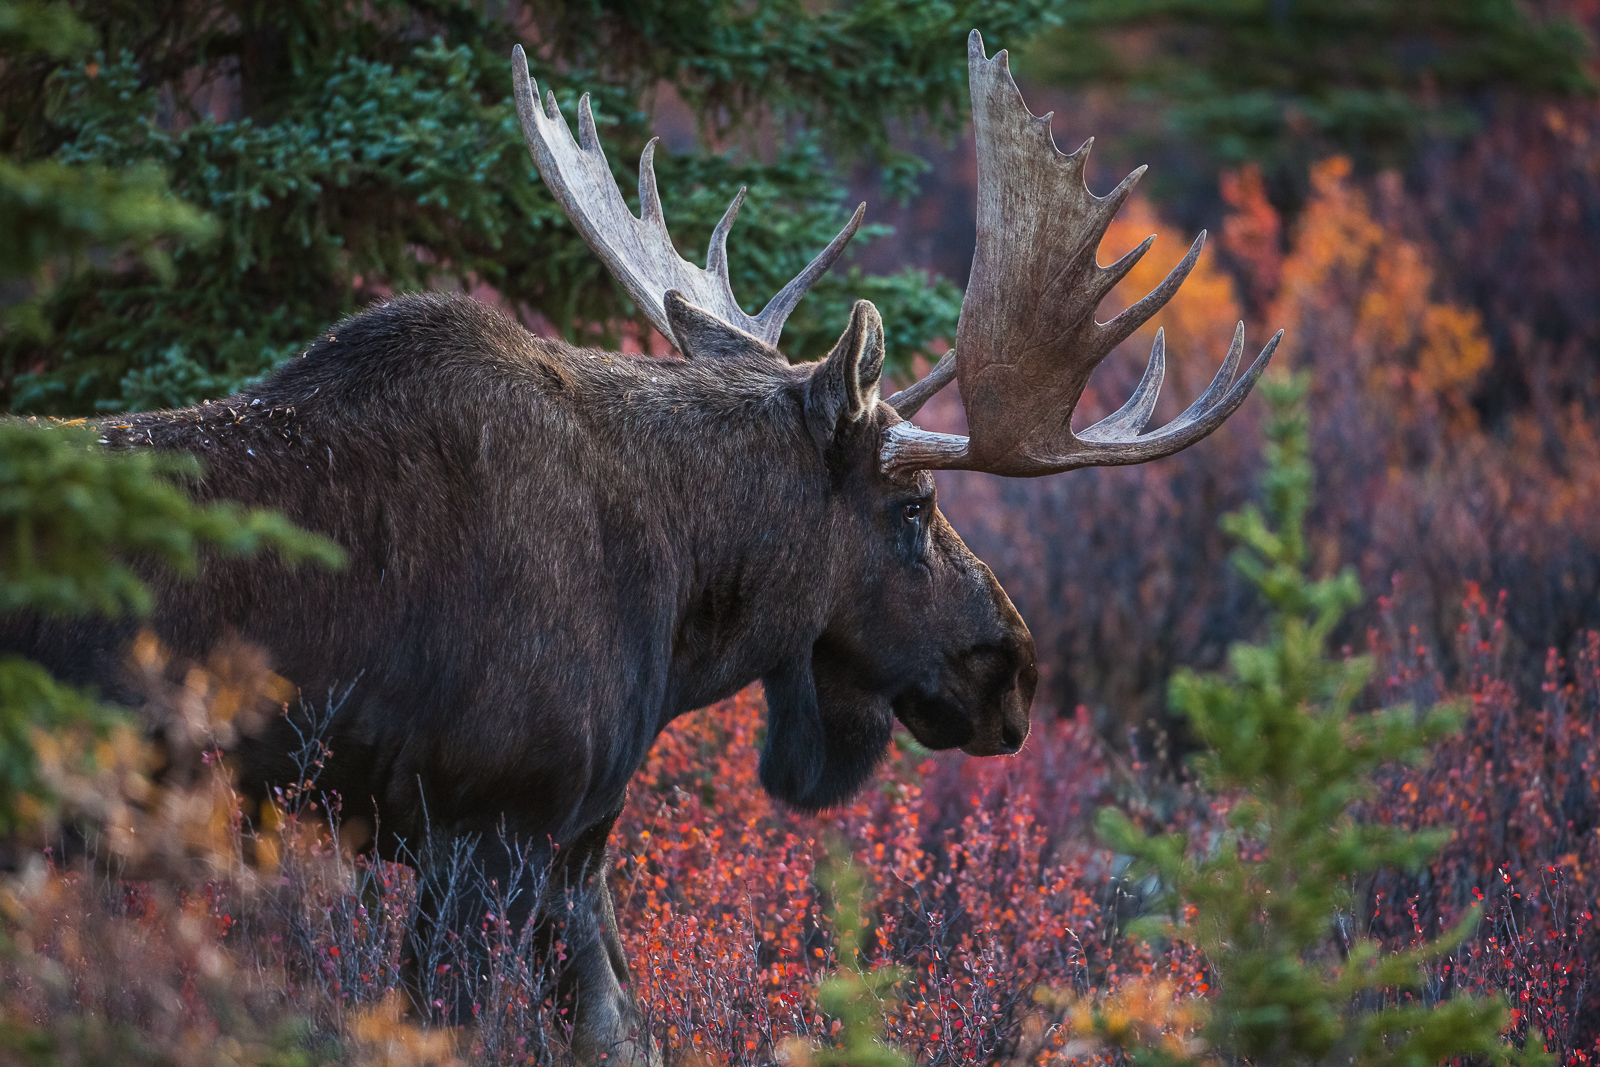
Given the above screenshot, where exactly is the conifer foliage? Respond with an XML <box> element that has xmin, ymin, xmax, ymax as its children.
<box><xmin>0</xmin><ymin>0</ymin><xmax>1058</xmax><ymax>414</ymax></box>
<box><xmin>0</xmin><ymin>1</ymin><xmax>341</xmax><ymax>835</ymax></box>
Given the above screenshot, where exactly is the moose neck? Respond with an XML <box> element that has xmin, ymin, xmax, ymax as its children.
<box><xmin>575</xmin><ymin>350</ymin><xmax>840</xmax><ymax>730</ymax></box>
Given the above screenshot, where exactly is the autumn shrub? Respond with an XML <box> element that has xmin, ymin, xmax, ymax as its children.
<box><xmin>3</xmin><ymin>604</ymin><xmax>1598</xmax><ymax>1064</ymax></box>
<box><xmin>1412</xmin><ymin>95</ymin><xmax>1600</xmax><ymax>431</ymax></box>
<box><xmin>610</xmin><ymin>686</ymin><xmax>1125</xmax><ymax>1066</ymax></box>
<box><xmin>612</xmin><ymin>606</ymin><xmax>1600</xmax><ymax>1062</ymax></box>
<box><xmin>0</xmin><ymin>654</ymin><xmax>1137</xmax><ymax>1065</ymax></box>
<box><xmin>1</xmin><ymin>640</ymin><xmax>338</xmax><ymax>1066</ymax></box>
<box><xmin>1361</xmin><ymin>588</ymin><xmax>1600</xmax><ymax>1058</ymax></box>
<box><xmin>0</xmin><ymin>639</ymin><xmax>480</xmax><ymax>1066</ymax></box>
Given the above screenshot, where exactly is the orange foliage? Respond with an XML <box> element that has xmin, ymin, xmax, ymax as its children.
<box><xmin>1273</xmin><ymin>157</ymin><xmax>1491</xmax><ymax>437</ymax></box>
<box><xmin>1219</xmin><ymin>163</ymin><xmax>1281</xmax><ymax>311</ymax></box>
<box><xmin>1093</xmin><ymin>195</ymin><xmax>1243</xmax><ymax>424</ymax></box>
<box><xmin>4</xmin><ymin>622</ymin><xmax>1600</xmax><ymax>1061</ymax></box>
<box><xmin>1047</xmin><ymin>976</ymin><xmax>1210</xmax><ymax>1063</ymax></box>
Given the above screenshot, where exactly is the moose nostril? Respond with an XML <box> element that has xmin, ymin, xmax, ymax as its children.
<box><xmin>1000</xmin><ymin>721</ymin><xmax>1024</xmax><ymax>753</ymax></box>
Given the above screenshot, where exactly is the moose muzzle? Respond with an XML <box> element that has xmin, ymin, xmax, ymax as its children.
<box><xmin>957</xmin><ymin>625</ymin><xmax>1036</xmax><ymax>757</ymax></box>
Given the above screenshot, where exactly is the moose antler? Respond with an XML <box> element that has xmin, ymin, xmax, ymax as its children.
<box><xmin>512</xmin><ymin>45</ymin><xmax>864</xmax><ymax>350</ymax></box>
<box><xmin>881</xmin><ymin>32</ymin><xmax>1282</xmax><ymax>477</ymax></box>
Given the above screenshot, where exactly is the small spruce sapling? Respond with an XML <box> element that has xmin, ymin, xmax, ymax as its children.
<box><xmin>784</xmin><ymin>838</ymin><xmax>911</xmax><ymax>1067</ymax></box>
<box><xmin>1093</xmin><ymin>372</ymin><xmax>1538</xmax><ymax>1066</ymax></box>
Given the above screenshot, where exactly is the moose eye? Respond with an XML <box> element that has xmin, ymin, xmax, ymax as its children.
<box><xmin>902</xmin><ymin>502</ymin><xmax>922</xmax><ymax>523</ymax></box>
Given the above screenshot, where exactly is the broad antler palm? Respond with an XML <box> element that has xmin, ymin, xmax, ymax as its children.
<box><xmin>881</xmin><ymin>32</ymin><xmax>1282</xmax><ymax>477</ymax></box>
<box><xmin>511</xmin><ymin>45</ymin><xmax>863</xmax><ymax>351</ymax></box>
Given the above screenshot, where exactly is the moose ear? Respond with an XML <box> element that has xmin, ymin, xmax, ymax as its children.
<box><xmin>664</xmin><ymin>290</ymin><xmax>774</xmax><ymax>362</ymax></box>
<box><xmin>805</xmin><ymin>299</ymin><xmax>885</xmax><ymax>443</ymax></box>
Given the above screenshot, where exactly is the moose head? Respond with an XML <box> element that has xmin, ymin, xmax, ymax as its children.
<box><xmin>510</xmin><ymin>31</ymin><xmax>1280</xmax><ymax>811</ymax></box>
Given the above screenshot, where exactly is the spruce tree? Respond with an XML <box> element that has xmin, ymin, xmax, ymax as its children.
<box><xmin>0</xmin><ymin>1</ymin><xmax>341</xmax><ymax>831</ymax></box>
<box><xmin>0</xmin><ymin>0</ymin><xmax>1058</xmax><ymax>415</ymax></box>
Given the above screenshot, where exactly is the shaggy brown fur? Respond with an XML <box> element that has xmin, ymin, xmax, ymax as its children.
<box><xmin>2</xmin><ymin>291</ymin><xmax>1035</xmax><ymax>1059</ymax></box>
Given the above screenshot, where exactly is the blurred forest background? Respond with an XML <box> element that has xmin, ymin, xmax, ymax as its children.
<box><xmin>4</xmin><ymin>0</ymin><xmax>1598</xmax><ymax>738</ymax></box>
<box><xmin>6</xmin><ymin>1</ymin><xmax>1600</xmax><ymax>1063</ymax></box>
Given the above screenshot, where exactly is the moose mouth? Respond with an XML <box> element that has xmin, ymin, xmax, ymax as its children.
<box><xmin>892</xmin><ymin>686</ymin><xmax>1027</xmax><ymax>757</ymax></box>
<box><xmin>891</xmin><ymin>638</ymin><xmax>1031</xmax><ymax>757</ymax></box>
<box><xmin>891</xmin><ymin>688</ymin><xmax>978</xmax><ymax>752</ymax></box>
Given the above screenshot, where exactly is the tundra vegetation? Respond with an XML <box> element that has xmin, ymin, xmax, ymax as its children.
<box><xmin>3</xmin><ymin>1</ymin><xmax>1600</xmax><ymax>1065</ymax></box>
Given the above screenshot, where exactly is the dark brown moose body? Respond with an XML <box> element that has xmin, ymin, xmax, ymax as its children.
<box><xmin>3</xmin><ymin>30</ymin><xmax>1280</xmax><ymax>1064</ymax></box>
<box><xmin>3</xmin><ymin>291</ymin><xmax>1037</xmax><ymax>1061</ymax></box>
<box><xmin>44</xmin><ymin>292</ymin><xmax>1030</xmax><ymax>837</ymax></box>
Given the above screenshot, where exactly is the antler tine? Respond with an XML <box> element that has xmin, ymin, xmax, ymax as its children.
<box><xmin>1099</xmin><ymin>232</ymin><xmax>1205</xmax><ymax>352</ymax></box>
<box><xmin>703</xmin><ymin>185</ymin><xmax>746</xmax><ymax>283</ymax></box>
<box><xmin>1070</xmin><ymin>327</ymin><xmax>1284</xmax><ymax>467</ymax></box>
<box><xmin>637</xmin><ymin>139</ymin><xmax>669</xmax><ymax>231</ymax></box>
<box><xmin>879</xmin><ymin>31</ymin><xmax>1282</xmax><ymax>478</ymax></box>
<box><xmin>1078</xmin><ymin>328</ymin><xmax>1167</xmax><ymax>442</ymax></box>
<box><xmin>1178</xmin><ymin>321</ymin><xmax>1248</xmax><ymax>421</ymax></box>
<box><xmin>754</xmin><ymin>202</ymin><xmax>867</xmax><ymax>338</ymax></box>
<box><xmin>511</xmin><ymin>44</ymin><xmax>861</xmax><ymax>352</ymax></box>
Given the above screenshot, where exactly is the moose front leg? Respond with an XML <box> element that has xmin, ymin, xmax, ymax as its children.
<box><xmin>403</xmin><ymin>812</ymin><xmax>651</xmax><ymax>1064</ymax></box>
<box><xmin>558</xmin><ymin>799</ymin><xmax>657</xmax><ymax>1067</ymax></box>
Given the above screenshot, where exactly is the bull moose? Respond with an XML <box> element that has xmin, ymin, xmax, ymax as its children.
<box><xmin>3</xmin><ymin>31</ymin><xmax>1279</xmax><ymax>1062</ymax></box>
